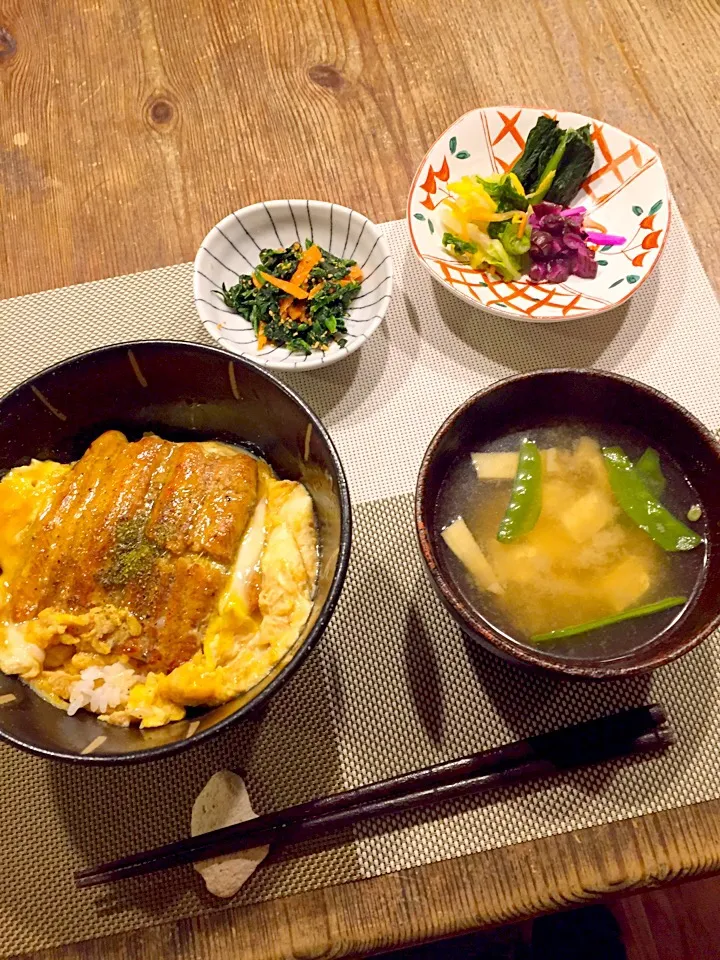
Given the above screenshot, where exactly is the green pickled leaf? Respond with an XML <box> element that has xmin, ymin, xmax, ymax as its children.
<box><xmin>511</xmin><ymin>116</ymin><xmax>561</xmax><ymax>191</ymax></box>
<box><xmin>544</xmin><ymin>125</ymin><xmax>594</xmax><ymax>206</ymax></box>
<box><xmin>499</xmin><ymin>221</ymin><xmax>531</xmax><ymax>256</ymax></box>
<box><xmin>442</xmin><ymin>232</ymin><xmax>478</xmax><ymax>258</ymax></box>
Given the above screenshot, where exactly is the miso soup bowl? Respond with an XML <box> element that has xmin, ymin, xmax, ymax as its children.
<box><xmin>415</xmin><ymin>370</ymin><xmax>720</xmax><ymax>679</ymax></box>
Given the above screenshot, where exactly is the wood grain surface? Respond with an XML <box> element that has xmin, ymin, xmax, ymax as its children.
<box><xmin>2</xmin><ymin>0</ymin><xmax>720</xmax><ymax>957</ymax></box>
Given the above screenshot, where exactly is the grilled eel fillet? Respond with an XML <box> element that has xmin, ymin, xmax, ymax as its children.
<box><xmin>10</xmin><ymin>431</ymin><xmax>258</xmax><ymax>671</ymax></box>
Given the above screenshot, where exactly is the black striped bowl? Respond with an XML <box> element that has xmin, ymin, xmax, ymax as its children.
<box><xmin>194</xmin><ymin>200</ymin><xmax>393</xmax><ymax>371</ymax></box>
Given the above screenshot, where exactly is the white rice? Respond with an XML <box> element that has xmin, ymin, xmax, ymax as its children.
<box><xmin>67</xmin><ymin>662</ymin><xmax>138</xmax><ymax>716</ymax></box>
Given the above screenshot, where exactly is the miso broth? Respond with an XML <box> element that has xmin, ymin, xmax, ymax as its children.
<box><xmin>437</xmin><ymin>424</ymin><xmax>706</xmax><ymax>661</ymax></box>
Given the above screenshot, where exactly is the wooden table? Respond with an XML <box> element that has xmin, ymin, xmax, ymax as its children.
<box><xmin>2</xmin><ymin>0</ymin><xmax>720</xmax><ymax>956</ymax></box>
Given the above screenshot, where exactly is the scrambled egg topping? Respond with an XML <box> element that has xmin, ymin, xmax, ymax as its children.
<box><xmin>0</xmin><ymin>455</ymin><xmax>318</xmax><ymax>727</ymax></box>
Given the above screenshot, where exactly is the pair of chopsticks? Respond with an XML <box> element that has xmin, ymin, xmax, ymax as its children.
<box><xmin>75</xmin><ymin>704</ymin><xmax>671</xmax><ymax>888</ymax></box>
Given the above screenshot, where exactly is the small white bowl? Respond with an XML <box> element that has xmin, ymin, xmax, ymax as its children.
<box><xmin>194</xmin><ymin>200</ymin><xmax>393</xmax><ymax>370</ymax></box>
<box><xmin>408</xmin><ymin>106</ymin><xmax>670</xmax><ymax>323</ymax></box>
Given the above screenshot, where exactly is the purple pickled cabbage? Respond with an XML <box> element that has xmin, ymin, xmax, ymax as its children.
<box><xmin>572</xmin><ymin>253</ymin><xmax>598</xmax><ymax>279</ymax></box>
<box><xmin>540</xmin><ymin>213</ymin><xmax>567</xmax><ymax>236</ymax></box>
<box><xmin>528</xmin><ymin>207</ymin><xmax>606</xmax><ymax>283</ymax></box>
<box><xmin>533</xmin><ymin>202</ymin><xmax>562</xmax><ymax>219</ymax></box>
<box><xmin>546</xmin><ymin>259</ymin><xmax>572</xmax><ymax>283</ymax></box>
<box><xmin>530</xmin><ymin>234</ymin><xmax>563</xmax><ymax>261</ymax></box>
<box><xmin>530</xmin><ymin>230</ymin><xmax>553</xmax><ymax>261</ymax></box>
<box><xmin>563</xmin><ymin>233</ymin><xmax>587</xmax><ymax>252</ymax></box>
<box><xmin>529</xmin><ymin>262</ymin><xmax>548</xmax><ymax>282</ymax></box>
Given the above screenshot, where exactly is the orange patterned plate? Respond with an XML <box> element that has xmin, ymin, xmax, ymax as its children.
<box><xmin>407</xmin><ymin>106</ymin><xmax>670</xmax><ymax>323</ymax></box>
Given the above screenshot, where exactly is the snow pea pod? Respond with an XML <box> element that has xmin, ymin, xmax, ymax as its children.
<box><xmin>602</xmin><ymin>447</ymin><xmax>702</xmax><ymax>551</ymax></box>
<box><xmin>531</xmin><ymin>595</ymin><xmax>687</xmax><ymax>643</ymax></box>
<box><xmin>634</xmin><ymin>447</ymin><xmax>665</xmax><ymax>499</ymax></box>
<box><xmin>496</xmin><ymin>440</ymin><xmax>542</xmax><ymax>542</ymax></box>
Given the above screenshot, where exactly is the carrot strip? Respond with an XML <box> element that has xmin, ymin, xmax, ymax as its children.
<box><xmin>279</xmin><ymin>295</ymin><xmax>293</xmax><ymax>319</ymax></box>
<box><xmin>308</xmin><ymin>282</ymin><xmax>325</xmax><ymax>299</ymax></box>
<box><xmin>288</xmin><ymin>302</ymin><xmax>306</xmax><ymax>321</ymax></box>
<box><xmin>252</xmin><ymin>274</ymin><xmax>262</xmax><ymax>289</ymax></box>
<box><xmin>258</xmin><ymin>271</ymin><xmax>308</xmax><ymax>298</ymax></box>
<box><xmin>346</xmin><ymin>264</ymin><xmax>363</xmax><ymax>282</ymax></box>
<box><xmin>257</xmin><ymin>323</ymin><xmax>268</xmax><ymax>350</ymax></box>
<box><xmin>290</xmin><ymin>244</ymin><xmax>323</xmax><ymax>289</ymax></box>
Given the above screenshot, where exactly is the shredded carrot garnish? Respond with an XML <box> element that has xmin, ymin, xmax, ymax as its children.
<box><xmin>308</xmin><ymin>281</ymin><xmax>325</xmax><ymax>299</ymax></box>
<box><xmin>290</xmin><ymin>244</ymin><xmax>323</xmax><ymax>289</ymax></box>
<box><xmin>258</xmin><ymin>271</ymin><xmax>308</xmax><ymax>299</ymax></box>
<box><xmin>252</xmin><ymin>274</ymin><xmax>262</xmax><ymax>289</ymax></box>
<box><xmin>339</xmin><ymin>264</ymin><xmax>364</xmax><ymax>286</ymax></box>
<box><xmin>279</xmin><ymin>295</ymin><xmax>293</xmax><ymax>319</ymax></box>
<box><xmin>257</xmin><ymin>322</ymin><xmax>268</xmax><ymax>350</ymax></box>
<box><xmin>288</xmin><ymin>302</ymin><xmax>306</xmax><ymax>321</ymax></box>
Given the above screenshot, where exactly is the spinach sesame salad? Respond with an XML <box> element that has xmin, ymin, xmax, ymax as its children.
<box><xmin>216</xmin><ymin>240</ymin><xmax>364</xmax><ymax>354</ymax></box>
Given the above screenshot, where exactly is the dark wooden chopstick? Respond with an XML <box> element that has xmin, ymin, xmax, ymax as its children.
<box><xmin>75</xmin><ymin>704</ymin><xmax>670</xmax><ymax>888</ymax></box>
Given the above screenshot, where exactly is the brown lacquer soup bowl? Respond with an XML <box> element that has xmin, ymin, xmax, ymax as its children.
<box><xmin>416</xmin><ymin>370</ymin><xmax>720</xmax><ymax>679</ymax></box>
<box><xmin>0</xmin><ymin>342</ymin><xmax>351</xmax><ymax>762</ymax></box>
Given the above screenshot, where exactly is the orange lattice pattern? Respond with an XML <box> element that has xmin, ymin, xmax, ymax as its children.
<box><xmin>431</xmin><ymin>257</ymin><xmax>605</xmax><ymax>318</ymax></box>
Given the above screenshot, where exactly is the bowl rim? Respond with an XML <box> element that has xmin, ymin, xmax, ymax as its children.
<box><xmin>193</xmin><ymin>197</ymin><xmax>394</xmax><ymax>371</ymax></box>
<box><xmin>0</xmin><ymin>339</ymin><xmax>353</xmax><ymax>763</ymax></box>
<box><xmin>415</xmin><ymin>367</ymin><xmax>720</xmax><ymax>679</ymax></box>
<box><xmin>406</xmin><ymin>104</ymin><xmax>671</xmax><ymax>323</ymax></box>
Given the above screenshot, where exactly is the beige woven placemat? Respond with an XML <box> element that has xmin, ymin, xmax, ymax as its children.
<box><xmin>1</xmin><ymin>204</ymin><xmax>720</xmax><ymax>957</ymax></box>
